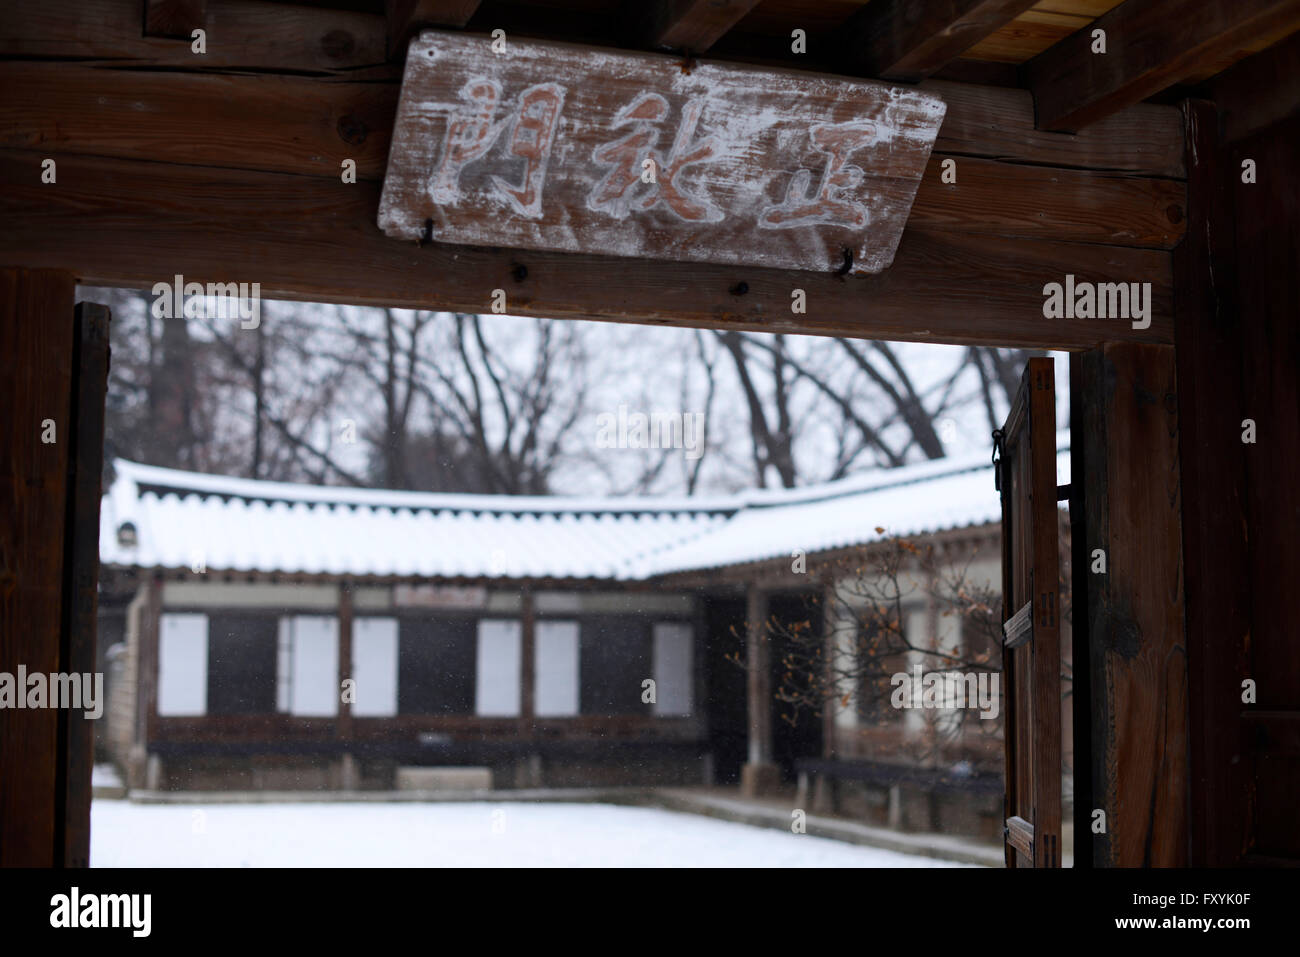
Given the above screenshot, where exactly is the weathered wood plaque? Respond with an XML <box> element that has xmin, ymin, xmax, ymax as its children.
<box><xmin>378</xmin><ymin>32</ymin><xmax>947</xmax><ymax>274</ymax></box>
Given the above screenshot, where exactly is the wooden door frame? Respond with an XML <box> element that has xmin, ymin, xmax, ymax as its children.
<box><xmin>0</xmin><ymin>89</ymin><xmax>1201</xmax><ymax>869</ymax></box>
<box><xmin>0</xmin><ymin>278</ymin><xmax>1188</xmax><ymax>869</ymax></box>
<box><xmin>0</xmin><ymin>272</ymin><xmax>109</xmax><ymax>867</ymax></box>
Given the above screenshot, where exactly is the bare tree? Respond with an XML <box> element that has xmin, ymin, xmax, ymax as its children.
<box><xmin>717</xmin><ymin>330</ymin><xmax>798</xmax><ymax>488</ymax></box>
<box><xmin>407</xmin><ymin>313</ymin><xmax>588</xmax><ymax>494</ymax></box>
<box><xmin>762</xmin><ymin>539</ymin><xmax>1006</xmax><ymax>768</ymax></box>
<box><xmin>96</xmin><ymin>282</ymin><xmax>1049</xmax><ymax>497</ymax></box>
<box><xmin>748</xmin><ymin>525</ymin><xmax>1072</xmax><ymax>770</ymax></box>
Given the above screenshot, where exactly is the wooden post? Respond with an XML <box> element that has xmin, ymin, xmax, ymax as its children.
<box><xmin>521</xmin><ymin>586</ymin><xmax>536</xmax><ymax>724</ymax></box>
<box><xmin>0</xmin><ymin>268</ymin><xmax>76</xmax><ymax>866</ymax></box>
<box><xmin>134</xmin><ymin>576</ymin><xmax>163</xmax><ymax>790</ymax></box>
<box><xmin>337</xmin><ymin>581</ymin><xmax>355</xmax><ymax>789</ymax></box>
<box><xmin>740</xmin><ymin>585</ymin><xmax>779</xmax><ymax>796</ymax></box>
<box><xmin>519</xmin><ymin>586</ymin><xmax>539</xmax><ymax>786</ymax></box>
<box><xmin>820</xmin><ymin>581</ymin><xmax>837</xmax><ymax>761</ymax></box>
<box><xmin>1079</xmin><ymin>342</ymin><xmax>1188</xmax><ymax>866</ymax></box>
<box><xmin>1174</xmin><ymin>99</ymin><xmax>1252</xmax><ymax>866</ymax></box>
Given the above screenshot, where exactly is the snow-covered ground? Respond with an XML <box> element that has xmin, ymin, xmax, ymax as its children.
<box><xmin>91</xmin><ymin>800</ymin><xmax>970</xmax><ymax>868</ymax></box>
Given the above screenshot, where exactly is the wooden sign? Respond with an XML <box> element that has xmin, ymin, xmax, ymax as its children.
<box><xmin>377</xmin><ymin>32</ymin><xmax>946</xmax><ymax>274</ymax></box>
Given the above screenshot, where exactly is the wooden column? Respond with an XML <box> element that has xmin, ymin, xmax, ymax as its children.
<box><xmin>1228</xmin><ymin>113</ymin><xmax>1300</xmax><ymax>865</ymax></box>
<box><xmin>135</xmin><ymin>576</ymin><xmax>163</xmax><ymax>790</ymax></box>
<box><xmin>820</xmin><ymin>581</ymin><xmax>837</xmax><ymax>760</ymax></box>
<box><xmin>336</xmin><ymin>582</ymin><xmax>356</xmax><ymax>788</ymax></box>
<box><xmin>1174</xmin><ymin>100</ymin><xmax>1252</xmax><ymax>865</ymax></box>
<box><xmin>812</xmin><ymin>580</ymin><xmax>838</xmax><ymax>812</ymax></box>
<box><xmin>1078</xmin><ymin>341</ymin><xmax>1188</xmax><ymax>866</ymax></box>
<box><xmin>520</xmin><ymin>586</ymin><xmax>536</xmax><ymax>723</ymax></box>
<box><xmin>0</xmin><ymin>268</ymin><xmax>77</xmax><ymax>866</ymax></box>
<box><xmin>740</xmin><ymin>585</ymin><xmax>778</xmax><ymax>796</ymax></box>
<box><xmin>519</xmin><ymin>587</ymin><xmax>540</xmax><ymax>786</ymax></box>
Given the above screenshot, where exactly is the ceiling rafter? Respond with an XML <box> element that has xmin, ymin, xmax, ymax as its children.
<box><xmin>632</xmin><ymin>0</ymin><xmax>763</xmax><ymax>53</ymax></box>
<box><xmin>1024</xmin><ymin>0</ymin><xmax>1300</xmax><ymax>132</ymax></box>
<box><xmin>840</xmin><ymin>0</ymin><xmax>1040</xmax><ymax>82</ymax></box>
<box><xmin>386</xmin><ymin>0</ymin><xmax>482</xmax><ymax>58</ymax></box>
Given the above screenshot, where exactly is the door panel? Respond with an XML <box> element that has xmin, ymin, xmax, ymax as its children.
<box><xmin>997</xmin><ymin>357</ymin><xmax>1061</xmax><ymax>868</ymax></box>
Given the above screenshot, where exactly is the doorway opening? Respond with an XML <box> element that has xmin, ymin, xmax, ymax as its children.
<box><xmin>81</xmin><ymin>284</ymin><xmax>1076</xmax><ymax>866</ymax></box>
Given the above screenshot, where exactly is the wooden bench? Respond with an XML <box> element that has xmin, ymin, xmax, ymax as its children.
<box><xmin>794</xmin><ymin>757</ymin><xmax>1002</xmax><ymax>824</ymax></box>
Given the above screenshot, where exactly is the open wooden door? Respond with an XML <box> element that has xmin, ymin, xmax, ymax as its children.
<box><xmin>995</xmin><ymin>357</ymin><xmax>1061</xmax><ymax>868</ymax></box>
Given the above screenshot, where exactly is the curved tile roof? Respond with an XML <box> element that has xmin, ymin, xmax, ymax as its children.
<box><xmin>101</xmin><ymin>435</ymin><xmax>1068</xmax><ymax>581</ymax></box>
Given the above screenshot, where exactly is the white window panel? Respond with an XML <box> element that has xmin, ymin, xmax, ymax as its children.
<box><xmin>475</xmin><ymin>619</ymin><xmax>522</xmax><ymax>717</ymax></box>
<box><xmin>652</xmin><ymin>622</ymin><xmax>693</xmax><ymax>716</ymax></box>
<box><xmin>535</xmin><ymin>620</ymin><xmax>579</xmax><ymax>717</ymax></box>
<box><xmin>352</xmin><ymin>617</ymin><xmax>398</xmax><ymax>717</ymax></box>
<box><xmin>287</xmin><ymin>615</ymin><xmax>339</xmax><ymax>717</ymax></box>
<box><xmin>158</xmin><ymin>612</ymin><xmax>208</xmax><ymax>716</ymax></box>
<box><xmin>904</xmin><ymin>609</ymin><xmax>928</xmax><ymax>735</ymax></box>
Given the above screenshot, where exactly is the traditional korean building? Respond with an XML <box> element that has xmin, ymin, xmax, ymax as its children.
<box><xmin>96</xmin><ymin>441</ymin><xmax>1065</xmax><ymax>840</ymax></box>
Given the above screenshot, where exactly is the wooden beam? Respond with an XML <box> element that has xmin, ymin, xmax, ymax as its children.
<box><xmin>0</xmin><ymin>63</ymin><xmax>1186</xmax><ymax>249</ymax></box>
<box><xmin>0</xmin><ymin>2</ymin><xmax>1185</xmax><ymax>175</ymax></box>
<box><xmin>1025</xmin><ymin>0</ymin><xmax>1300</xmax><ymax>132</ymax></box>
<box><xmin>0</xmin><ymin>149</ymin><xmax>1174</xmax><ymax>350</ymax></box>
<box><xmin>0</xmin><ymin>268</ymin><xmax>76</xmax><ymax>866</ymax></box>
<box><xmin>923</xmin><ymin>80</ymin><xmax>1183</xmax><ymax>178</ymax></box>
<box><xmin>143</xmin><ymin>0</ymin><xmax>205</xmax><ymax>40</ymax></box>
<box><xmin>0</xmin><ymin>62</ymin><xmax>398</xmax><ymax>184</ymax></box>
<box><xmin>386</xmin><ymin>0</ymin><xmax>482</xmax><ymax>57</ymax></box>
<box><xmin>634</xmin><ymin>0</ymin><xmax>761</xmax><ymax>53</ymax></box>
<box><xmin>842</xmin><ymin>0</ymin><xmax>1039</xmax><ymax>81</ymax></box>
<box><xmin>0</xmin><ymin>0</ymin><xmax>390</xmax><ymax>74</ymax></box>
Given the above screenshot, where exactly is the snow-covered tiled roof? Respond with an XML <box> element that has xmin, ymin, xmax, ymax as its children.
<box><xmin>100</xmin><ymin>435</ymin><xmax>1069</xmax><ymax>581</ymax></box>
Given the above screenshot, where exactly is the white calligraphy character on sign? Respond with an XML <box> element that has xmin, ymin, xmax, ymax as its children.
<box><xmin>588</xmin><ymin>93</ymin><xmax>723</xmax><ymax>223</ymax></box>
<box><xmin>429</xmin><ymin>78</ymin><xmax>566</xmax><ymax>218</ymax></box>
<box><xmin>759</xmin><ymin>121</ymin><xmax>880</xmax><ymax>229</ymax></box>
<box><xmin>492</xmin><ymin>83</ymin><xmax>565</xmax><ymax>217</ymax></box>
<box><xmin>430</xmin><ymin>78</ymin><xmax>502</xmax><ymax>206</ymax></box>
